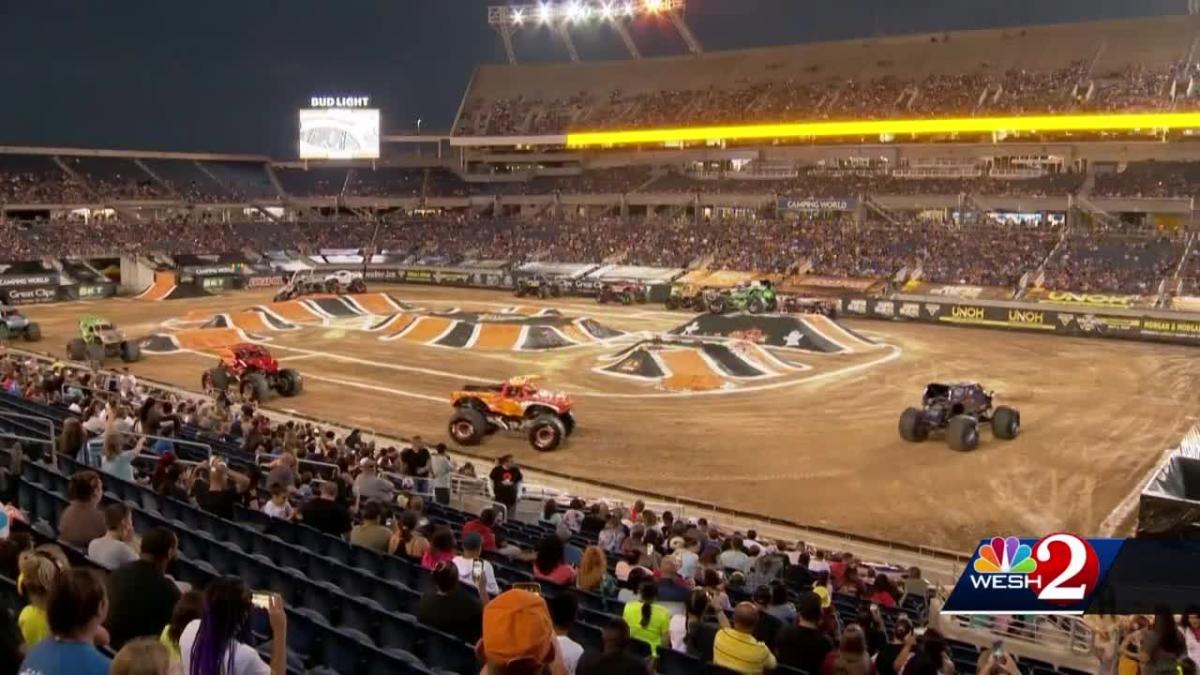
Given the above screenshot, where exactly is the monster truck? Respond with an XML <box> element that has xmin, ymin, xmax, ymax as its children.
<box><xmin>596</xmin><ymin>280</ymin><xmax>647</xmax><ymax>305</ymax></box>
<box><xmin>898</xmin><ymin>383</ymin><xmax>1020</xmax><ymax>452</ymax></box>
<box><xmin>448</xmin><ymin>376</ymin><xmax>575</xmax><ymax>452</ymax></box>
<box><xmin>664</xmin><ymin>284</ymin><xmax>715</xmax><ymax>312</ymax></box>
<box><xmin>0</xmin><ymin>305</ymin><xmax>41</xmax><ymax>342</ymax></box>
<box><xmin>514</xmin><ymin>275</ymin><xmax>564</xmax><ymax>300</ymax></box>
<box><xmin>273</xmin><ymin>270</ymin><xmax>367</xmax><ymax>302</ymax></box>
<box><xmin>66</xmin><ymin>316</ymin><xmax>140</xmax><ymax>363</ymax></box>
<box><xmin>201</xmin><ymin>343</ymin><xmax>303</xmax><ymax>401</ymax></box>
<box><xmin>778</xmin><ymin>295</ymin><xmax>838</xmax><ymax>318</ymax></box>
<box><xmin>706</xmin><ymin>281</ymin><xmax>778</xmax><ymax>315</ymax></box>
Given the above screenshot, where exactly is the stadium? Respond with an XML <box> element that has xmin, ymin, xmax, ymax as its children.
<box><xmin>2</xmin><ymin>3</ymin><xmax>1199</xmax><ymax>675</ymax></box>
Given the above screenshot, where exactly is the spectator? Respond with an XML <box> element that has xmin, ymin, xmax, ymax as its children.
<box><xmin>1184</xmin><ymin>607</ymin><xmax>1200</xmax><ymax>667</ymax></box>
<box><xmin>623</xmin><ymin>580</ymin><xmax>670</xmax><ymax>656</ymax></box>
<box><xmin>877</xmin><ymin>617</ymin><xmax>913</xmax><ymax>675</ymax></box>
<box><xmin>764</xmin><ymin>583</ymin><xmax>796</xmax><ymax>624</ymax></box>
<box><xmin>542</xmin><ymin>500</ymin><xmax>562</xmax><ymax>527</ymax></box>
<box><xmin>58</xmin><ymin>471</ymin><xmax>105</xmax><ymax>548</ymax></box>
<box><xmin>159</xmin><ymin>590</ymin><xmax>204</xmax><ymax>665</ymax></box>
<box><xmin>112</xmin><ymin>637</ymin><xmax>170</xmax><ymax>675</ymax></box>
<box><xmin>421</xmin><ymin>526</ymin><xmax>457</xmax><ymax>570</ymax></box>
<box><xmin>577</xmin><ymin>546</ymin><xmax>617</xmax><ymax>597</ymax></box>
<box><xmin>868</xmin><ymin>574</ymin><xmax>898</xmax><ymax>608</ymax></box>
<box><xmin>194</xmin><ymin>462</ymin><xmax>247</xmax><ymax>520</ymax></box>
<box><xmin>107</xmin><ymin>528</ymin><xmax>181</xmax><ymax>650</ymax></box>
<box><xmin>54</xmin><ymin>418</ymin><xmax>85</xmax><ymax>458</ymax></box>
<box><xmin>389</xmin><ymin>510</ymin><xmax>429</xmax><ymax>559</ymax></box>
<box><xmin>430</xmin><ymin>444</ymin><xmax>454</xmax><ymax>505</ymax></box>
<box><xmin>677</xmin><ymin>536</ymin><xmax>700</xmax><ymax>580</ymax></box>
<box><xmin>19</xmin><ymin>568</ymin><xmax>110</xmax><ymax>675</ymax></box>
<box><xmin>577</xmin><ymin>618</ymin><xmax>651</xmax><ymax>675</ymax></box>
<box><xmin>975</xmin><ymin>643</ymin><xmax>1021</xmax><ymax>675</ymax></box>
<box><xmin>822</xmin><ymin>624</ymin><xmax>875</xmax><ymax>675</ymax></box>
<box><xmin>489</xmin><ymin>455</ymin><xmax>522</xmax><ymax>515</ymax></box>
<box><xmin>477</xmin><ymin>589</ymin><xmax>565</xmax><ymax>675</ymax></box>
<box><xmin>100</xmin><ymin>435</ymin><xmax>143</xmax><ymax>483</ymax></box>
<box><xmin>416</xmin><ymin>561</ymin><xmax>486</xmax><ymax>645</ymax></box>
<box><xmin>452</xmin><ymin>532</ymin><xmax>500</xmax><ymax>596</ymax></box>
<box><xmin>353</xmin><ymin>458</ymin><xmax>394</xmax><ymax>505</ymax></box>
<box><xmin>579</xmin><ymin>503</ymin><xmax>607</xmax><ymax>536</ymax></box>
<box><xmin>809</xmin><ymin>549</ymin><xmax>832</xmax><ymax>577</ymax></box>
<box><xmin>297</xmin><ymin>481</ymin><xmax>351</xmax><ymax>537</ymax></box>
<box><xmin>713</xmin><ymin>602</ymin><xmax>777</xmax><ymax>675</ymax></box>
<box><xmin>86</xmin><ymin>502</ymin><xmax>138</xmax><ymax>569</ymax></box>
<box><xmin>896</xmin><ymin>628</ymin><xmax>954</xmax><ymax>675</ymax></box>
<box><xmin>0</xmin><ymin>595</ymin><xmax>18</xmax><ymax>674</ymax></box>
<box><xmin>561</xmin><ymin>498</ymin><xmax>585</xmax><ymax>533</ymax></box>
<box><xmin>265</xmin><ymin>452</ymin><xmax>297</xmax><ymax>492</ymax></box>
<box><xmin>669</xmin><ymin>588</ymin><xmax>729</xmax><ymax>661</ymax></box>
<box><xmin>718</xmin><ymin>536</ymin><xmax>752</xmax><ymax>574</ymax></box>
<box><xmin>17</xmin><ymin>551</ymin><xmax>59</xmax><ymax>647</ymax></box>
<box><xmin>548</xmin><ymin>592</ymin><xmax>584</xmax><ymax>675</ymax></box>
<box><xmin>462</xmin><ymin>508</ymin><xmax>498</xmax><ymax>552</ymax></box>
<box><xmin>599</xmin><ymin>515</ymin><xmax>626</xmax><ymax>554</ymax></box>
<box><xmin>655</xmin><ymin>556</ymin><xmax>692</xmax><ymax>603</ymax></box>
<box><xmin>349</xmin><ymin>500</ymin><xmax>392</xmax><ymax>553</ymax></box>
<box><xmin>180</xmin><ymin>579</ymin><xmax>287</xmax><ymax>675</ymax></box>
<box><xmin>533</xmin><ymin>535</ymin><xmax>577</xmax><ymax>586</ymax></box>
<box><xmin>902</xmin><ymin>566</ymin><xmax>929</xmax><ymax>602</ymax></box>
<box><xmin>786</xmin><ymin>551</ymin><xmax>815</xmax><ymax>589</ymax></box>
<box><xmin>1143</xmin><ymin>605</ymin><xmax>1187</xmax><ymax>674</ymax></box>
<box><xmin>749</xmin><ymin>585</ymin><xmax>783</xmax><ymax>648</ymax></box>
<box><xmin>261</xmin><ymin>483</ymin><xmax>295</xmax><ymax>520</ymax></box>
<box><xmin>776</xmin><ymin>592</ymin><xmax>834</xmax><ymax>674</ymax></box>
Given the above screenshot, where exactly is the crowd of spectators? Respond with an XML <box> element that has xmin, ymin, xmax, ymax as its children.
<box><xmin>1093</xmin><ymin>162</ymin><xmax>1200</xmax><ymax>199</ymax></box>
<box><xmin>1041</xmin><ymin>230</ymin><xmax>1185</xmax><ymax>295</ymax></box>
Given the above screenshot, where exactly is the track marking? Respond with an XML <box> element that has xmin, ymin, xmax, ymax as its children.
<box><xmin>300</xmin><ymin>373</ymin><xmax>446</xmax><ymax>404</ymax></box>
<box><xmin>275</xmin><ymin>354</ymin><xmax>324</xmax><ymax>363</ymax></box>
<box><xmin>259</xmin><ymin>343</ymin><xmax>493</xmax><ymax>382</ymax></box>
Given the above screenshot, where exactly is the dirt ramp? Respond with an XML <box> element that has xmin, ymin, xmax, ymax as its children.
<box><xmin>597</xmin><ymin>337</ymin><xmax>784</xmax><ymax>391</ymax></box>
<box><xmin>671</xmin><ymin>313</ymin><xmax>853</xmax><ymax>352</ymax></box>
<box><xmin>135</xmin><ymin>272</ymin><xmax>177</xmax><ymax>301</ymax></box>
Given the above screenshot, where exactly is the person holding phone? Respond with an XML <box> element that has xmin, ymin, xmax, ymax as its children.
<box><xmin>179</xmin><ymin>577</ymin><xmax>287</xmax><ymax>675</ymax></box>
<box><xmin>975</xmin><ymin>641</ymin><xmax>1021</xmax><ymax>675</ymax></box>
<box><xmin>452</xmin><ymin>533</ymin><xmax>500</xmax><ymax>596</ymax></box>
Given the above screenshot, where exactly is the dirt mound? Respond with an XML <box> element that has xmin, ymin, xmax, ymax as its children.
<box><xmin>670</xmin><ymin>313</ymin><xmax>872</xmax><ymax>352</ymax></box>
<box><xmin>598</xmin><ymin>337</ymin><xmax>790</xmax><ymax>391</ymax></box>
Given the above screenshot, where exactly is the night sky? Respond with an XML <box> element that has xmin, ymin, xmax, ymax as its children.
<box><xmin>0</xmin><ymin>0</ymin><xmax>1184</xmax><ymax>157</ymax></box>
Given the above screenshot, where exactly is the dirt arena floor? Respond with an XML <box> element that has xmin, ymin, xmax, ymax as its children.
<box><xmin>17</xmin><ymin>285</ymin><xmax>1200</xmax><ymax>553</ymax></box>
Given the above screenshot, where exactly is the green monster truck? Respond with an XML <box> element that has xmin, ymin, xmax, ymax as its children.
<box><xmin>706</xmin><ymin>281</ymin><xmax>778</xmax><ymax>315</ymax></box>
<box><xmin>66</xmin><ymin>316</ymin><xmax>141</xmax><ymax>364</ymax></box>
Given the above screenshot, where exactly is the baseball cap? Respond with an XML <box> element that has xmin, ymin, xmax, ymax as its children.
<box><xmin>480</xmin><ymin>590</ymin><xmax>555</xmax><ymax>665</ymax></box>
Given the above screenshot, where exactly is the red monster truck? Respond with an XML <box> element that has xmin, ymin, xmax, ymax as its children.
<box><xmin>201</xmin><ymin>343</ymin><xmax>303</xmax><ymax>402</ymax></box>
<box><xmin>596</xmin><ymin>280</ymin><xmax>647</xmax><ymax>305</ymax></box>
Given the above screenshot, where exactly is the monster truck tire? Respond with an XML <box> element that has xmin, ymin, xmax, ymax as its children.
<box><xmin>946</xmin><ymin>415</ymin><xmax>980</xmax><ymax>452</ymax></box>
<box><xmin>991</xmin><ymin>406</ymin><xmax>1020</xmax><ymax>440</ymax></box>
<box><xmin>561</xmin><ymin>412</ymin><xmax>576</xmax><ymax>437</ymax></box>
<box><xmin>597</xmin><ymin>290</ymin><xmax>610</xmax><ymax>304</ymax></box>
<box><xmin>349</xmin><ymin>278</ymin><xmax>367</xmax><ymax>294</ymax></box>
<box><xmin>204</xmin><ymin>366</ymin><xmax>231</xmax><ymax>392</ymax></box>
<box><xmin>449</xmin><ymin>408</ymin><xmax>487</xmax><ymax>446</ymax></box>
<box><xmin>748</xmin><ymin>297</ymin><xmax>766</xmax><ymax>314</ymax></box>
<box><xmin>67</xmin><ymin>338</ymin><xmax>87</xmax><ymax>361</ymax></box>
<box><xmin>549</xmin><ymin>285</ymin><xmax>562</xmax><ymax>298</ymax></box>
<box><xmin>898</xmin><ymin>407</ymin><xmax>928</xmax><ymax>443</ymax></box>
<box><xmin>22</xmin><ymin>323</ymin><xmax>42</xmax><ymax>342</ymax></box>
<box><xmin>664</xmin><ymin>297</ymin><xmax>679</xmax><ymax>310</ymax></box>
<box><xmin>708</xmin><ymin>296</ymin><xmax>728</xmax><ymax>314</ymax></box>
<box><xmin>86</xmin><ymin>344</ymin><xmax>106</xmax><ymax>363</ymax></box>
<box><xmin>242</xmin><ymin>372</ymin><xmax>272</xmax><ymax>402</ymax></box>
<box><xmin>324</xmin><ymin>279</ymin><xmax>340</xmax><ymax>294</ymax></box>
<box><xmin>528</xmin><ymin>414</ymin><xmax>566</xmax><ymax>452</ymax></box>
<box><xmin>537</xmin><ymin>286</ymin><xmax>550</xmax><ymax>300</ymax></box>
<box><xmin>621</xmin><ymin>292</ymin><xmax>634</xmax><ymax>305</ymax></box>
<box><xmin>514</xmin><ymin>286</ymin><xmax>527</xmax><ymax>298</ymax></box>
<box><xmin>277</xmin><ymin>368</ymin><xmax>303</xmax><ymax>397</ymax></box>
<box><xmin>119</xmin><ymin>341</ymin><xmax>141</xmax><ymax>363</ymax></box>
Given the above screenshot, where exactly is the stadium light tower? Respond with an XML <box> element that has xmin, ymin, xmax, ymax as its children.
<box><xmin>487</xmin><ymin>0</ymin><xmax>700</xmax><ymax>64</ymax></box>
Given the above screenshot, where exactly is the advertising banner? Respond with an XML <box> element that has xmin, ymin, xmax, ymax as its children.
<box><xmin>1</xmin><ymin>285</ymin><xmax>60</xmax><ymax>306</ymax></box>
<box><xmin>245</xmin><ymin>275</ymin><xmax>285</xmax><ymax>289</ymax></box>
<box><xmin>71</xmin><ymin>284</ymin><xmax>117</xmax><ymax>301</ymax></box>
<box><xmin>1024</xmin><ymin>288</ymin><xmax>1149</xmax><ymax>310</ymax></box>
<box><xmin>0</xmin><ymin>274</ymin><xmax>56</xmax><ymax>289</ymax></box>
<box><xmin>899</xmin><ymin>280</ymin><xmax>1015</xmax><ymax>301</ymax></box>
<box><xmin>776</xmin><ymin>197</ymin><xmax>858</xmax><ymax>212</ymax></box>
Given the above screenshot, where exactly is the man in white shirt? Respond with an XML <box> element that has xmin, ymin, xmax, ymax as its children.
<box><xmin>547</xmin><ymin>593</ymin><xmax>584</xmax><ymax>675</ymax></box>
<box><xmin>808</xmin><ymin>549</ymin><xmax>832</xmax><ymax>577</ymax></box>
<box><xmin>451</xmin><ymin>533</ymin><xmax>500</xmax><ymax>596</ymax></box>
<box><xmin>718</xmin><ymin>535</ymin><xmax>753</xmax><ymax>574</ymax></box>
<box><xmin>87</xmin><ymin>502</ymin><xmax>139</xmax><ymax>569</ymax></box>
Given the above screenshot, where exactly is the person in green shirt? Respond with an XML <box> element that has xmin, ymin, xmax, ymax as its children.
<box><xmin>159</xmin><ymin>590</ymin><xmax>203</xmax><ymax>663</ymax></box>
<box><xmin>622</xmin><ymin>579</ymin><xmax>670</xmax><ymax>656</ymax></box>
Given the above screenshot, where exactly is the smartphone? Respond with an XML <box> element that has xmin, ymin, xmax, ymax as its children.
<box><xmin>913</xmin><ymin>626</ymin><xmax>927</xmax><ymax>637</ymax></box>
<box><xmin>645</xmin><ymin>543</ymin><xmax>654</xmax><ymax>555</ymax></box>
<box><xmin>472</xmin><ymin>559</ymin><xmax>484</xmax><ymax>580</ymax></box>
<box><xmin>251</xmin><ymin>591</ymin><xmax>273</xmax><ymax>610</ymax></box>
<box><xmin>991</xmin><ymin>641</ymin><xmax>1005</xmax><ymax>660</ymax></box>
<box><xmin>870</xmin><ymin>603</ymin><xmax>879</xmax><ymax>612</ymax></box>
<box><xmin>512</xmin><ymin>582</ymin><xmax>542</xmax><ymax>596</ymax></box>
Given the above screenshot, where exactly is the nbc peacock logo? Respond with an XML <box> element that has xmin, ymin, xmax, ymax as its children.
<box><xmin>973</xmin><ymin>536</ymin><xmax>1037</xmax><ymax>575</ymax></box>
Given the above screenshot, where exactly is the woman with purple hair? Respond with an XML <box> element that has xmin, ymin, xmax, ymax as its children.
<box><xmin>179</xmin><ymin>577</ymin><xmax>287</xmax><ymax>675</ymax></box>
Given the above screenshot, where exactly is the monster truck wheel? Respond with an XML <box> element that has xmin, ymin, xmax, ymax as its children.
<box><xmin>946</xmin><ymin>415</ymin><xmax>980</xmax><ymax>452</ymax></box>
<box><xmin>514</xmin><ymin>286</ymin><xmax>527</xmax><ymax>298</ymax></box>
<box><xmin>708</xmin><ymin>296</ymin><xmax>728</xmax><ymax>314</ymax></box>
<box><xmin>203</xmin><ymin>366</ymin><xmax>230</xmax><ymax>392</ymax></box>
<box><xmin>690</xmin><ymin>297</ymin><xmax>707</xmax><ymax>312</ymax></box>
<box><xmin>898</xmin><ymin>407</ymin><xmax>928</xmax><ymax>443</ymax></box>
<box><xmin>276</xmin><ymin>368</ymin><xmax>303</xmax><ymax>397</ymax></box>
<box><xmin>449</xmin><ymin>408</ymin><xmax>487</xmax><ymax>446</ymax></box>
<box><xmin>537</xmin><ymin>286</ymin><xmax>550</xmax><ymax>300</ymax></box>
<box><xmin>621</xmin><ymin>292</ymin><xmax>634</xmax><ymax>305</ymax></box>
<box><xmin>560</xmin><ymin>412</ymin><xmax>576</xmax><ymax>437</ymax></box>
<box><xmin>665</xmin><ymin>297</ymin><xmax>679</xmax><ymax>310</ymax></box>
<box><xmin>67</xmin><ymin>338</ymin><xmax>87</xmax><ymax>361</ymax></box>
<box><xmin>349</xmin><ymin>278</ymin><xmax>367</xmax><ymax>294</ymax></box>
<box><xmin>991</xmin><ymin>406</ymin><xmax>1020</xmax><ymax>440</ymax></box>
<box><xmin>119</xmin><ymin>341</ymin><xmax>141</xmax><ymax>363</ymax></box>
<box><xmin>549</xmin><ymin>286</ymin><xmax>562</xmax><ymax>298</ymax></box>
<box><xmin>597</xmin><ymin>290</ymin><xmax>609</xmax><ymax>304</ymax></box>
<box><xmin>22</xmin><ymin>323</ymin><xmax>41</xmax><ymax>342</ymax></box>
<box><xmin>528</xmin><ymin>415</ymin><xmax>566</xmax><ymax>452</ymax></box>
<box><xmin>241</xmin><ymin>372</ymin><xmax>272</xmax><ymax>402</ymax></box>
<box><xmin>86</xmin><ymin>344</ymin><xmax>106</xmax><ymax>363</ymax></box>
<box><xmin>748</xmin><ymin>297</ymin><xmax>766</xmax><ymax>314</ymax></box>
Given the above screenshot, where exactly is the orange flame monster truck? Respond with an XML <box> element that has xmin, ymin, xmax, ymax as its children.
<box><xmin>448</xmin><ymin>376</ymin><xmax>576</xmax><ymax>452</ymax></box>
<box><xmin>201</xmin><ymin>343</ymin><xmax>303</xmax><ymax>402</ymax></box>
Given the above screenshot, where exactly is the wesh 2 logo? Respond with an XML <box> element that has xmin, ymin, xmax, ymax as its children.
<box><xmin>947</xmin><ymin>533</ymin><xmax>1103</xmax><ymax>613</ymax></box>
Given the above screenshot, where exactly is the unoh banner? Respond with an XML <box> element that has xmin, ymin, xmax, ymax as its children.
<box><xmin>944</xmin><ymin>534</ymin><xmax>1200</xmax><ymax>614</ymax></box>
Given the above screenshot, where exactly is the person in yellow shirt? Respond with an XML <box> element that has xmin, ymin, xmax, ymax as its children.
<box><xmin>17</xmin><ymin>552</ymin><xmax>60</xmax><ymax>647</ymax></box>
<box><xmin>714</xmin><ymin>602</ymin><xmax>777</xmax><ymax>675</ymax></box>
<box><xmin>621</xmin><ymin>578</ymin><xmax>671</xmax><ymax>656</ymax></box>
<box><xmin>159</xmin><ymin>590</ymin><xmax>204</xmax><ymax>663</ymax></box>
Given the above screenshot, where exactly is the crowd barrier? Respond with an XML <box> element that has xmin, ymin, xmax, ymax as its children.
<box><xmin>843</xmin><ymin>295</ymin><xmax>1200</xmax><ymax>346</ymax></box>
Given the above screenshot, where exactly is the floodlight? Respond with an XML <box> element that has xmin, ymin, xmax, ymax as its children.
<box><xmin>644</xmin><ymin>0</ymin><xmax>664</xmax><ymax>13</ymax></box>
<box><xmin>512</xmin><ymin>8</ymin><xmax>524</xmax><ymax>24</ymax></box>
<box><xmin>600</xmin><ymin>2</ymin><xmax>615</xmax><ymax>19</ymax></box>
<box><xmin>539</xmin><ymin>4</ymin><xmax>553</xmax><ymax>23</ymax></box>
<box><xmin>623</xmin><ymin>2</ymin><xmax>635</xmax><ymax>15</ymax></box>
